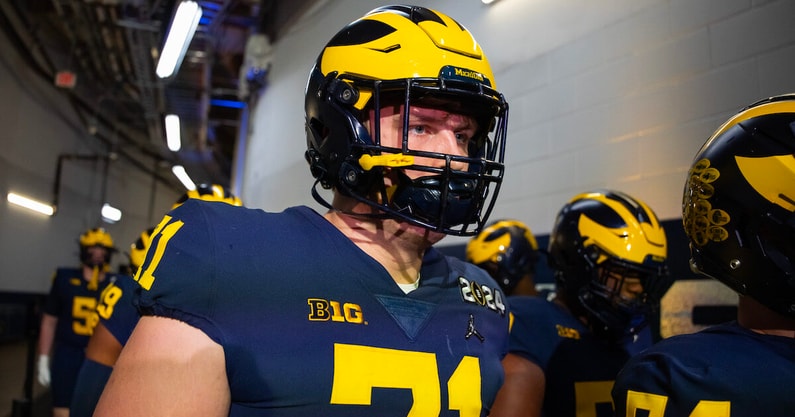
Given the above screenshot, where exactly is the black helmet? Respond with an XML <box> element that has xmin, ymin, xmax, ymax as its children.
<box><xmin>466</xmin><ymin>219</ymin><xmax>540</xmax><ymax>295</ymax></box>
<box><xmin>304</xmin><ymin>5</ymin><xmax>508</xmax><ymax>236</ymax></box>
<box><xmin>548</xmin><ymin>190</ymin><xmax>669</xmax><ymax>339</ymax></box>
<box><xmin>683</xmin><ymin>93</ymin><xmax>795</xmax><ymax>317</ymax></box>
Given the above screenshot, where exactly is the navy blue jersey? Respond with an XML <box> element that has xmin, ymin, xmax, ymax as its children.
<box><xmin>507</xmin><ymin>295</ymin><xmax>652</xmax><ymax>417</ymax></box>
<box><xmin>43</xmin><ymin>267</ymin><xmax>117</xmax><ymax>347</ymax></box>
<box><xmin>612</xmin><ymin>321</ymin><xmax>795</xmax><ymax>417</ymax></box>
<box><xmin>134</xmin><ymin>201</ymin><xmax>510</xmax><ymax>417</ymax></box>
<box><xmin>44</xmin><ymin>267</ymin><xmax>119</xmax><ymax>407</ymax></box>
<box><xmin>96</xmin><ymin>274</ymin><xmax>140</xmax><ymax>346</ymax></box>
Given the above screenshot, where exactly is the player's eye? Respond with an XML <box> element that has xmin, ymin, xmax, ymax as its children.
<box><xmin>455</xmin><ymin>132</ymin><xmax>471</xmax><ymax>144</ymax></box>
<box><xmin>410</xmin><ymin>125</ymin><xmax>427</xmax><ymax>135</ymax></box>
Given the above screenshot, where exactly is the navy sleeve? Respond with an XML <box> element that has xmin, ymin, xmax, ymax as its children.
<box><xmin>134</xmin><ymin>200</ymin><xmax>222</xmax><ymax>343</ymax></box>
<box><xmin>70</xmin><ymin>358</ymin><xmax>113</xmax><ymax>417</ymax></box>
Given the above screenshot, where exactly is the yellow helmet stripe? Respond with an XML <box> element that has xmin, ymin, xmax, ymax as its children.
<box><xmin>736</xmin><ymin>155</ymin><xmax>795</xmax><ymax>212</ymax></box>
<box><xmin>578</xmin><ymin>196</ymin><xmax>667</xmax><ymax>264</ymax></box>
<box><xmin>703</xmin><ymin>100</ymin><xmax>795</xmax><ymax>150</ymax></box>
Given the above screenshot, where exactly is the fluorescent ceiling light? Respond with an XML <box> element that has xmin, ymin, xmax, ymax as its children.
<box><xmin>156</xmin><ymin>1</ymin><xmax>202</xmax><ymax>78</ymax></box>
<box><xmin>101</xmin><ymin>203</ymin><xmax>123</xmax><ymax>223</ymax></box>
<box><xmin>172</xmin><ymin>165</ymin><xmax>196</xmax><ymax>190</ymax></box>
<box><xmin>7</xmin><ymin>192</ymin><xmax>55</xmax><ymax>216</ymax></box>
<box><xmin>165</xmin><ymin>114</ymin><xmax>181</xmax><ymax>151</ymax></box>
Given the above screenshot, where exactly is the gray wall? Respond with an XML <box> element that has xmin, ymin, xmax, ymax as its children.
<box><xmin>241</xmin><ymin>0</ymin><xmax>795</xmax><ymax>250</ymax></box>
<box><xmin>0</xmin><ymin>28</ymin><xmax>181</xmax><ymax>293</ymax></box>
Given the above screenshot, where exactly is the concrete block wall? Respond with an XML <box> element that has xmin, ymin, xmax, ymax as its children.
<box><xmin>492</xmin><ymin>0</ymin><xmax>795</xmax><ymax>238</ymax></box>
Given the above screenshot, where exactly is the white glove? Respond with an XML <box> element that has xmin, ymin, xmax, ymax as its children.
<box><xmin>37</xmin><ymin>354</ymin><xmax>50</xmax><ymax>387</ymax></box>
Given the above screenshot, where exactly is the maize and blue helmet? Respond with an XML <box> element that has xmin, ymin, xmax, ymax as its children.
<box><xmin>304</xmin><ymin>5</ymin><xmax>508</xmax><ymax>236</ymax></box>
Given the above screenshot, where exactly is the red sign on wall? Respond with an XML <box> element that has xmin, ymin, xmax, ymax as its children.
<box><xmin>54</xmin><ymin>71</ymin><xmax>77</xmax><ymax>88</ymax></box>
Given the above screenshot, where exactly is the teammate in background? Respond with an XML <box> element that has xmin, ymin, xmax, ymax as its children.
<box><xmin>96</xmin><ymin>5</ymin><xmax>511</xmax><ymax>416</ymax></box>
<box><xmin>70</xmin><ymin>184</ymin><xmax>242</xmax><ymax>417</ymax></box>
<box><xmin>37</xmin><ymin>228</ymin><xmax>120</xmax><ymax>417</ymax></box>
<box><xmin>467</xmin><ymin>219</ymin><xmax>541</xmax><ymax>296</ymax></box>
<box><xmin>612</xmin><ymin>95</ymin><xmax>795</xmax><ymax>417</ymax></box>
<box><xmin>490</xmin><ymin>190</ymin><xmax>671</xmax><ymax>417</ymax></box>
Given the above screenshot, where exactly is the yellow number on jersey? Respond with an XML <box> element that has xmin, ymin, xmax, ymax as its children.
<box><xmin>95</xmin><ymin>284</ymin><xmax>124</xmax><ymax>320</ymax></box>
<box><xmin>72</xmin><ymin>296</ymin><xmax>98</xmax><ymax>335</ymax></box>
<box><xmin>574</xmin><ymin>380</ymin><xmax>614</xmax><ymax>417</ymax></box>
<box><xmin>331</xmin><ymin>344</ymin><xmax>482</xmax><ymax>417</ymax></box>
<box><xmin>625</xmin><ymin>390</ymin><xmax>730</xmax><ymax>417</ymax></box>
<box><xmin>134</xmin><ymin>215</ymin><xmax>184</xmax><ymax>290</ymax></box>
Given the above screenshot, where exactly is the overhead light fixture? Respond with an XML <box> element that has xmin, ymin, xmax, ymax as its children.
<box><xmin>101</xmin><ymin>203</ymin><xmax>122</xmax><ymax>223</ymax></box>
<box><xmin>156</xmin><ymin>1</ymin><xmax>203</xmax><ymax>79</ymax></box>
<box><xmin>165</xmin><ymin>114</ymin><xmax>182</xmax><ymax>151</ymax></box>
<box><xmin>7</xmin><ymin>192</ymin><xmax>55</xmax><ymax>216</ymax></box>
<box><xmin>482</xmin><ymin>0</ymin><xmax>500</xmax><ymax>4</ymax></box>
<box><xmin>172</xmin><ymin>165</ymin><xmax>196</xmax><ymax>190</ymax></box>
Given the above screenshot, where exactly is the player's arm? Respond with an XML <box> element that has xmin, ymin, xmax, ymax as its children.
<box><xmin>70</xmin><ymin>357</ymin><xmax>112</xmax><ymax>417</ymax></box>
<box><xmin>85</xmin><ymin>322</ymin><xmax>123</xmax><ymax>366</ymax></box>
<box><xmin>489</xmin><ymin>353</ymin><xmax>545</xmax><ymax>417</ymax></box>
<box><xmin>35</xmin><ymin>312</ymin><xmax>58</xmax><ymax>386</ymax></box>
<box><xmin>94</xmin><ymin>315</ymin><xmax>230</xmax><ymax>417</ymax></box>
<box><xmin>37</xmin><ymin>313</ymin><xmax>57</xmax><ymax>355</ymax></box>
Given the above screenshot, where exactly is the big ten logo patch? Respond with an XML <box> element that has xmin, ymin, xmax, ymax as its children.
<box><xmin>307</xmin><ymin>298</ymin><xmax>365</xmax><ymax>324</ymax></box>
<box><xmin>556</xmin><ymin>324</ymin><xmax>580</xmax><ymax>339</ymax></box>
<box><xmin>458</xmin><ymin>277</ymin><xmax>506</xmax><ymax>316</ymax></box>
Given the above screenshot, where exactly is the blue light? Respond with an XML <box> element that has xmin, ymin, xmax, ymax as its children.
<box><xmin>210</xmin><ymin>99</ymin><xmax>246</xmax><ymax>109</ymax></box>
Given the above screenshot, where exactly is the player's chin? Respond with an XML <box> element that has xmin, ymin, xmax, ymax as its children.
<box><xmin>393</xmin><ymin>220</ymin><xmax>447</xmax><ymax>245</ymax></box>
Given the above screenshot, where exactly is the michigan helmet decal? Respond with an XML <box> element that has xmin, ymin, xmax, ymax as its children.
<box><xmin>683</xmin><ymin>93</ymin><xmax>795</xmax><ymax>316</ymax></box>
<box><xmin>304</xmin><ymin>5</ymin><xmax>508</xmax><ymax>236</ymax></box>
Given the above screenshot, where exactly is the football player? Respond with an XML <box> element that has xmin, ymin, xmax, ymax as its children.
<box><xmin>467</xmin><ymin>219</ymin><xmax>542</xmax><ymax>296</ymax></box>
<box><xmin>70</xmin><ymin>184</ymin><xmax>242</xmax><ymax>417</ymax></box>
<box><xmin>37</xmin><ymin>228</ymin><xmax>120</xmax><ymax>417</ymax></box>
<box><xmin>96</xmin><ymin>5</ymin><xmax>510</xmax><ymax>417</ymax></box>
<box><xmin>612</xmin><ymin>94</ymin><xmax>795</xmax><ymax>417</ymax></box>
<box><xmin>490</xmin><ymin>190</ymin><xmax>671</xmax><ymax>417</ymax></box>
